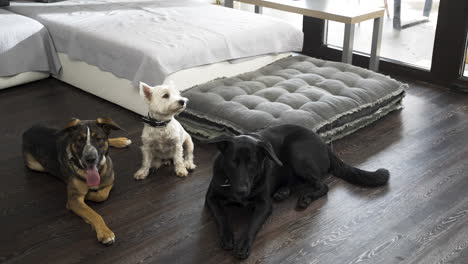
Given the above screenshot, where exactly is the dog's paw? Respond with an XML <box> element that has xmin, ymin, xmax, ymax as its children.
<box><xmin>134</xmin><ymin>168</ymin><xmax>149</xmax><ymax>180</ymax></box>
<box><xmin>175</xmin><ymin>166</ymin><xmax>189</xmax><ymax>177</ymax></box>
<box><xmin>109</xmin><ymin>137</ymin><xmax>132</xmax><ymax>148</ymax></box>
<box><xmin>233</xmin><ymin>238</ymin><xmax>252</xmax><ymax>259</ymax></box>
<box><xmin>296</xmin><ymin>194</ymin><xmax>313</xmax><ymax>209</ymax></box>
<box><xmin>97</xmin><ymin>227</ymin><xmax>115</xmax><ymax>245</ymax></box>
<box><xmin>184</xmin><ymin>161</ymin><xmax>197</xmax><ymax>171</ymax></box>
<box><xmin>273</xmin><ymin>187</ymin><xmax>290</xmax><ymax>202</ymax></box>
<box><xmin>220</xmin><ymin>233</ymin><xmax>235</xmax><ymax>250</ymax></box>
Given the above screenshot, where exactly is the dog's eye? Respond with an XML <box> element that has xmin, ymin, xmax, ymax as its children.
<box><xmin>78</xmin><ymin>137</ymin><xmax>86</xmax><ymax>143</ymax></box>
<box><xmin>162</xmin><ymin>94</ymin><xmax>169</xmax><ymax>99</ymax></box>
<box><xmin>95</xmin><ymin>137</ymin><xmax>104</xmax><ymax>142</ymax></box>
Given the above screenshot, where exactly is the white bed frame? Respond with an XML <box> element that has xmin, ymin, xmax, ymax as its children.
<box><xmin>0</xmin><ymin>72</ymin><xmax>49</xmax><ymax>90</ymax></box>
<box><xmin>54</xmin><ymin>52</ymin><xmax>292</xmax><ymax>116</ymax></box>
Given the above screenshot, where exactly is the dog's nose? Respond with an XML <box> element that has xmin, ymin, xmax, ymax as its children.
<box><xmin>84</xmin><ymin>154</ymin><xmax>98</xmax><ymax>165</ymax></box>
<box><xmin>235</xmin><ymin>187</ymin><xmax>249</xmax><ymax>197</ymax></box>
<box><xmin>178</xmin><ymin>100</ymin><xmax>186</xmax><ymax>106</ymax></box>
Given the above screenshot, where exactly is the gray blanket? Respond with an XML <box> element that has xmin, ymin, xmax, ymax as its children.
<box><xmin>179</xmin><ymin>55</ymin><xmax>406</xmax><ymax>142</ymax></box>
<box><xmin>7</xmin><ymin>0</ymin><xmax>303</xmax><ymax>87</ymax></box>
<box><xmin>0</xmin><ymin>9</ymin><xmax>61</xmax><ymax>77</ymax></box>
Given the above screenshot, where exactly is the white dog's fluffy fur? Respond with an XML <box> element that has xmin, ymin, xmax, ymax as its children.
<box><xmin>134</xmin><ymin>82</ymin><xmax>196</xmax><ymax>179</ymax></box>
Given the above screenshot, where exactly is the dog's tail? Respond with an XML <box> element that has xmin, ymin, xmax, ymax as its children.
<box><xmin>108</xmin><ymin>137</ymin><xmax>132</xmax><ymax>148</ymax></box>
<box><xmin>328</xmin><ymin>149</ymin><xmax>389</xmax><ymax>187</ymax></box>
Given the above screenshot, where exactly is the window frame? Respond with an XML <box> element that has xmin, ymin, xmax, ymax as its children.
<box><xmin>301</xmin><ymin>0</ymin><xmax>468</xmax><ymax>89</ymax></box>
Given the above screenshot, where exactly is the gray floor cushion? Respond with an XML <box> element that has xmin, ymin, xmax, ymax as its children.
<box><xmin>179</xmin><ymin>55</ymin><xmax>406</xmax><ymax>142</ymax></box>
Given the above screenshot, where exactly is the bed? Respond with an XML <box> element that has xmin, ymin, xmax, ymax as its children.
<box><xmin>0</xmin><ymin>9</ymin><xmax>61</xmax><ymax>89</ymax></box>
<box><xmin>6</xmin><ymin>0</ymin><xmax>303</xmax><ymax>114</ymax></box>
<box><xmin>5</xmin><ymin>0</ymin><xmax>405</xmax><ymax>141</ymax></box>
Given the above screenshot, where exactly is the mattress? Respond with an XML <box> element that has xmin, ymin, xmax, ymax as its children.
<box><xmin>0</xmin><ymin>9</ymin><xmax>60</xmax><ymax>81</ymax></box>
<box><xmin>55</xmin><ymin>52</ymin><xmax>293</xmax><ymax>115</ymax></box>
<box><xmin>179</xmin><ymin>55</ymin><xmax>406</xmax><ymax>142</ymax></box>
<box><xmin>7</xmin><ymin>0</ymin><xmax>303</xmax><ymax>87</ymax></box>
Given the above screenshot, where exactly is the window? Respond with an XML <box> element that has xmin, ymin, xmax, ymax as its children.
<box><xmin>464</xmin><ymin>45</ymin><xmax>468</xmax><ymax>77</ymax></box>
<box><xmin>326</xmin><ymin>0</ymin><xmax>440</xmax><ymax>69</ymax></box>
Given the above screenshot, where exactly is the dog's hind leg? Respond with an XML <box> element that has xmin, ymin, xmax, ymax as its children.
<box><xmin>23</xmin><ymin>152</ymin><xmax>46</xmax><ymax>172</ymax></box>
<box><xmin>297</xmin><ymin>181</ymin><xmax>329</xmax><ymax>209</ymax></box>
<box><xmin>273</xmin><ymin>168</ymin><xmax>293</xmax><ymax>202</ymax></box>
<box><xmin>108</xmin><ymin>137</ymin><xmax>132</xmax><ymax>148</ymax></box>
<box><xmin>182</xmin><ymin>133</ymin><xmax>196</xmax><ymax>171</ymax></box>
<box><xmin>289</xmin><ymin>152</ymin><xmax>329</xmax><ymax>209</ymax></box>
<box><xmin>273</xmin><ymin>187</ymin><xmax>291</xmax><ymax>202</ymax></box>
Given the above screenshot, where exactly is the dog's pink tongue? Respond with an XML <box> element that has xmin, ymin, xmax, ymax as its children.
<box><xmin>86</xmin><ymin>166</ymin><xmax>100</xmax><ymax>187</ymax></box>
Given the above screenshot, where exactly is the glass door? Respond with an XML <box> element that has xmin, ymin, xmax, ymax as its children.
<box><xmin>325</xmin><ymin>0</ymin><xmax>440</xmax><ymax>70</ymax></box>
<box><xmin>229</xmin><ymin>0</ymin><xmax>467</xmax><ymax>86</ymax></box>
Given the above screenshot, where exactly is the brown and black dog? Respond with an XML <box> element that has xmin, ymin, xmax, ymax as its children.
<box><xmin>22</xmin><ymin>118</ymin><xmax>131</xmax><ymax>244</ymax></box>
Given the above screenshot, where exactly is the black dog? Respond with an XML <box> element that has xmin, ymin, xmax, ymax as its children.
<box><xmin>205</xmin><ymin>124</ymin><xmax>389</xmax><ymax>259</ymax></box>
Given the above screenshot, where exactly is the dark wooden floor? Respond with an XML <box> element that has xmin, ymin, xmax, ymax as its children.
<box><xmin>1</xmin><ymin>77</ymin><xmax>468</xmax><ymax>264</ymax></box>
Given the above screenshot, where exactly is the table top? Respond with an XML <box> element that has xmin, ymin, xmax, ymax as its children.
<box><xmin>236</xmin><ymin>0</ymin><xmax>385</xmax><ymax>23</ymax></box>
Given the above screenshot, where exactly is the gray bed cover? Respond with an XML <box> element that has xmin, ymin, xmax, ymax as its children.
<box><xmin>0</xmin><ymin>9</ymin><xmax>61</xmax><ymax>77</ymax></box>
<box><xmin>6</xmin><ymin>0</ymin><xmax>303</xmax><ymax>87</ymax></box>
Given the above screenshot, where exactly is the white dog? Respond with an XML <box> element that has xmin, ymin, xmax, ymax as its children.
<box><xmin>134</xmin><ymin>82</ymin><xmax>196</xmax><ymax>180</ymax></box>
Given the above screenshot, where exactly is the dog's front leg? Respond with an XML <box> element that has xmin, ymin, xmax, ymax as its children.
<box><xmin>134</xmin><ymin>145</ymin><xmax>153</xmax><ymax>180</ymax></box>
<box><xmin>173</xmin><ymin>143</ymin><xmax>188</xmax><ymax>177</ymax></box>
<box><xmin>234</xmin><ymin>197</ymin><xmax>272</xmax><ymax>259</ymax></box>
<box><xmin>85</xmin><ymin>184</ymin><xmax>113</xmax><ymax>202</ymax></box>
<box><xmin>66</xmin><ymin>179</ymin><xmax>115</xmax><ymax>244</ymax></box>
<box><xmin>206</xmin><ymin>190</ymin><xmax>235</xmax><ymax>250</ymax></box>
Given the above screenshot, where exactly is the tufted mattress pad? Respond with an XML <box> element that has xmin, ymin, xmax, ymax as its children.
<box><xmin>179</xmin><ymin>55</ymin><xmax>406</xmax><ymax>141</ymax></box>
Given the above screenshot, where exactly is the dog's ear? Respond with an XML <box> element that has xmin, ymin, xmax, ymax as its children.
<box><xmin>205</xmin><ymin>135</ymin><xmax>233</xmax><ymax>152</ymax></box>
<box><xmin>57</xmin><ymin>118</ymin><xmax>81</xmax><ymax>135</ymax></box>
<box><xmin>258</xmin><ymin>140</ymin><xmax>283</xmax><ymax>167</ymax></box>
<box><xmin>64</xmin><ymin>118</ymin><xmax>81</xmax><ymax>130</ymax></box>
<box><xmin>96</xmin><ymin>117</ymin><xmax>123</xmax><ymax>134</ymax></box>
<box><xmin>139</xmin><ymin>82</ymin><xmax>153</xmax><ymax>102</ymax></box>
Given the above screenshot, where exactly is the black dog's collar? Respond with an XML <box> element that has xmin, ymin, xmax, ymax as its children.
<box><xmin>220</xmin><ymin>178</ymin><xmax>231</xmax><ymax>187</ymax></box>
<box><xmin>142</xmin><ymin>113</ymin><xmax>171</xmax><ymax>127</ymax></box>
